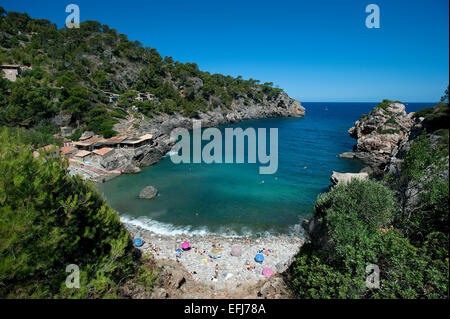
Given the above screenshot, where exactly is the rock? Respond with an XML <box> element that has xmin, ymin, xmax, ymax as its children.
<box><xmin>348</xmin><ymin>101</ymin><xmax>414</xmax><ymax>175</ymax></box>
<box><xmin>338</xmin><ymin>152</ymin><xmax>355</xmax><ymax>159</ymax></box>
<box><xmin>330</xmin><ymin>171</ymin><xmax>369</xmax><ymax>186</ymax></box>
<box><xmin>123</xmin><ymin>163</ymin><xmax>141</xmax><ymax>174</ymax></box>
<box><xmin>51</xmin><ymin>112</ymin><xmax>71</xmax><ymax>126</ymax></box>
<box><xmin>257</xmin><ymin>277</ymin><xmax>289</xmax><ymax>299</ymax></box>
<box><xmin>80</xmin><ymin>131</ymin><xmax>94</xmax><ymax>140</ymax></box>
<box><xmin>150</xmin><ymin>287</ymin><xmax>168</xmax><ymax>299</ymax></box>
<box><xmin>139</xmin><ymin>186</ymin><xmax>158</xmax><ymax>199</ymax></box>
<box><xmin>359</xmin><ymin>166</ymin><xmax>373</xmax><ymax>175</ymax></box>
<box><xmin>275</xmin><ymin>263</ymin><xmax>284</xmax><ymax>272</ymax></box>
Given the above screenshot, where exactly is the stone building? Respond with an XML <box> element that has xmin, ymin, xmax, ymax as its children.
<box><xmin>1</xmin><ymin>64</ymin><xmax>20</xmax><ymax>82</ymax></box>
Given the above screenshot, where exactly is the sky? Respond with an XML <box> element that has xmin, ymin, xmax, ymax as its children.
<box><xmin>1</xmin><ymin>0</ymin><xmax>448</xmax><ymax>102</ymax></box>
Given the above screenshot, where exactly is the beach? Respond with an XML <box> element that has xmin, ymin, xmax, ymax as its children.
<box><xmin>125</xmin><ymin>223</ymin><xmax>305</xmax><ymax>290</ymax></box>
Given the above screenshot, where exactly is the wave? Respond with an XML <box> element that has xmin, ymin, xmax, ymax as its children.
<box><xmin>164</xmin><ymin>150</ymin><xmax>178</xmax><ymax>157</ymax></box>
<box><xmin>120</xmin><ymin>215</ymin><xmax>306</xmax><ymax>239</ymax></box>
<box><xmin>120</xmin><ymin>215</ymin><xmax>212</xmax><ymax>236</ymax></box>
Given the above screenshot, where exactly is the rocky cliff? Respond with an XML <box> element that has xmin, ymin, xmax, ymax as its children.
<box><xmin>348</xmin><ymin>100</ymin><xmax>415</xmax><ymax>176</ymax></box>
<box><xmin>347</xmin><ymin>98</ymin><xmax>449</xmax><ymax>220</ymax></box>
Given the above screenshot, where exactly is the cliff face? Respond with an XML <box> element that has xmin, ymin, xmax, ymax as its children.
<box><xmin>348</xmin><ymin>101</ymin><xmax>414</xmax><ymax>176</ymax></box>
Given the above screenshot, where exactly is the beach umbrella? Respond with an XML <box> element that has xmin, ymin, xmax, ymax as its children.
<box><xmin>262</xmin><ymin>268</ymin><xmax>274</xmax><ymax>278</ymax></box>
<box><xmin>133</xmin><ymin>238</ymin><xmax>143</xmax><ymax>247</ymax></box>
<box><xmin>230</xmin><ymin>246</ymin><xmax>242</xmax><ymax>257</ymax></box>
<box><xmin>254</xmin><ymin>253</ymin><xmax>264</xmax><ymax>263</ymax></box>
<box><xmin>181</xmin><ymin>241</ymin><xmax>190</xmax><ymax>250</ymax></box>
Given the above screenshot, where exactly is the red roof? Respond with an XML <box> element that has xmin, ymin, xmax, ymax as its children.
<box><xmin>83</xmin><ymin>136</ymin><xmax>105</xmax><ymax>144</ymax></box>
<box><xmin>106</xmin><ymin>136</ymin><xmax>127</xmax><ymax>143</ymax></box>
<box><xmin>93</xmin><ymin>147</ymin><xmax>113</xmax><ymax>156</ymax></box>
<box><xmin>75</xmin><ymin>150</ymin><xmax>91</xmax><ymax>158</ymax></box>
<box><xmin>60</xmin><ymin>146</ymin><xmax>77</xmax><ymax>155</ymax></box>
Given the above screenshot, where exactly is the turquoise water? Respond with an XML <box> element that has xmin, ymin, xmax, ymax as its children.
<box><xmin>95</xmin><ymin>102</ymin><xmax>434</xmax><ymax>236</ymax></box>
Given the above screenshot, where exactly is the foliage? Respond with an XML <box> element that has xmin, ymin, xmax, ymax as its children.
<box><xmin>385</xmin><ymin>133</ymin><xmax>448</xmax><ymax>245</ymax></box>
<box><xmin>0</xmin><ymin>8</ymin><xmax>285</xmax><ymax>137</ymax></box>
<box><xmin>0</xmin><ymin>127</ymin><xmax>138</xmax><ymax>298</ymax></box>
<box><xmin>291</xmin><ymin>178</ymin><xmax>448</xmax><ymax>299</ymax></box>
<box><xmin>413</xmin><ymin>100</ymin><xmax>449</xmax><ymax>134</ymax></box>
<box><xmin>291</xmin><ymin>96</ymin><xmax>449</xmax><ymax>299</ymax></box>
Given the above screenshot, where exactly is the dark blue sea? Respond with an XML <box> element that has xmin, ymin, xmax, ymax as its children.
<box><xmin>95</xmin><ymin>102</ymin><xmax>435</xmax><ymax>236</ymax></box>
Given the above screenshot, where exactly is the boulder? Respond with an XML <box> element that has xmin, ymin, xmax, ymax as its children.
<box><xmin>139</xmin><ymin>186</ymin><xmax>158</xmax><ymax>199</ymax></box>
<box><xmin>123</xmin><ymin>163</ymin><xmax>141</xmax><ymax>174</ymax></box>
<box><xmin>257</xmin><ymin>276</ymin><xmax>290</xmax><ymax>299</ymax></box>
<box><xmin>330</xmin><ymin>171</ymin><xmax>369</xmax><ymax>186</ymax></box>
<box><xmin>338</xmin><ymin>152</ymin><xmax>355</xmax><ymax>159</ymax></box>
<box><xmin>359</xmin><ymin>166</ymin><xmax>374</xmax><ymax>175</ymax></box>
<box><xmin>80</xmin><ymin>131</ymin><xmax>94</xmax><ymax>140</ymax></box>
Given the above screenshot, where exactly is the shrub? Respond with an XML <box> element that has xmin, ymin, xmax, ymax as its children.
<box><xmin>0</xmin><ymin>128</ymin><xmax>135</xmax><ymax>298</ymax></box>
<box><xmin>290</xmin><ymin>179</ymin><xmax>448</xmax><ymax>299</ymax></box>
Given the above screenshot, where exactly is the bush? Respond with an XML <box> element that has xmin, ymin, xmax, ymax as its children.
<box><xmin>290</xmin><ymin>179</ymin><xmax>448</xmax><ymax>299</ymax></box>
<box><xmin>0</xmin><ymin>128</ymin><xmax>135</xmax><ymax>298</ymax></box>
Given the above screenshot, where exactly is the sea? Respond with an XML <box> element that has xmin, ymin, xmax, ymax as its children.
<box><xmin>95</xmin><ymin>102</ymin><xmax>435</xmax><ymax>237</ymax></box>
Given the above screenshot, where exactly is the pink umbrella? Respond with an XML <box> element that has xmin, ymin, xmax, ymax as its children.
<box><xmin>262</xmin><ymin>267</ymin><xmax>274</xmax><ymax>278</ymax></box>
<box><xmin>181</xmin><ymin>241</ymin><xmax>190</xmax><ymax>250</ymax></box>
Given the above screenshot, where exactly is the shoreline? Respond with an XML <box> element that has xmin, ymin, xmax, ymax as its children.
<box><xmin>124</xmin><ymin>222</ymin><xmax>305</xmax><ymax>290</ymax></box>
<box><xmin>70</xmin><ymin>102</ymin><xmax>305</xmax><ymax>182</ymax></box>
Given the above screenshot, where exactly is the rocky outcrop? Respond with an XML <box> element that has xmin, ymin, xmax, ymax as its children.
<box><xmin>123</xmin><ymin>163</ymin><xmax>141</xmax><ymax>174</ymax></box>
<box><xmin>348</xmin><ymin>101</ymin><xmax>414</xmax><ymax>176</ymax></box>
<box><xmin>80</xmin><ymin>131</ymin><xmax>94</xmax><ymax>140</ymax></box>
<box><xmin>330</xmin><ymin>171</ymin><xmax>369</xmax><ymax>186</ymax></box>
<box><xmin>139</xmin><ymin>186</ymin><xmax>158</xmax><ymax>199</ymax></box>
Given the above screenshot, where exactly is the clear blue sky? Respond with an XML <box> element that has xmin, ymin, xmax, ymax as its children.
<box><xmin>1</xmin><ymin>0</ymin><xmax>448</xmax><ymax>102</ymax></box>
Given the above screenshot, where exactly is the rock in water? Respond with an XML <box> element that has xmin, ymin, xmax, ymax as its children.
<box><xmin>330</xmin><ymin>171</ymin><xmax>369</xmax><ymax>186</ymax></box>
<box><xmin>338</xmin><ymin>152</ymin><xmax>356</xmax><ymax>159</ymax></box>
<box><xmin>123</xmin><ymin>163</ymin><xmax>141</xmax><ymax>174</ymax></box>
<box><xmin>139</xmin><ymin>186</ymin><xmax>158</xmax><ymax>199</ymax></box>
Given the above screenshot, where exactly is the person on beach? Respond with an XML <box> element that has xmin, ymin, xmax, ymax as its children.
<box><xmin>245</xmin><ymin>261</ymin><xmax>253</xmax><ymax>271</ymax></box>
<box><xmin>215</xmin><ymin>264</ymin><xmax>219</xmax><ymax>278</ymax></box>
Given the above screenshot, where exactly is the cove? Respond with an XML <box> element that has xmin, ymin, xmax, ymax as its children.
<box><xmin>95</xmin><ymin>102</ymin><xmax>429</xmax><ymax>236</ymax></box>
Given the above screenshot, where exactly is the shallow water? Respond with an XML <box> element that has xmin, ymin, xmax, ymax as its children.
<box><xmin>95</xmin><ymin>102</ymin><xmax>434</xmax><ymax>236</ymax></box>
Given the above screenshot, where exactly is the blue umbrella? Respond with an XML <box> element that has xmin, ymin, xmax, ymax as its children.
<box><xmin>254</xmin><ymin>253</ymin><xmax>264</xmax><ymax>263</ymax></box>
<box><xmin>133</xmin><ymin>238</ymin><xmax>143</xmax><ymax>247</ymax></box>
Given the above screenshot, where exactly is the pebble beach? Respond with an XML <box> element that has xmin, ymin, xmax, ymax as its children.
<box><xmin>125</xmin><ymin>223</ymin><xmax>305</xmax><ymax>290</ymax></box>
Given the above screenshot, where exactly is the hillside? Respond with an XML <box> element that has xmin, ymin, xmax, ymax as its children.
<box><xmin>0</xmin><ymin>7</ymin><xmax>304</xmax><ymax>141</ymax></box>
<box><xmin>290</xmin><ymin>93</ymin><xmax>449</xmax><ymax>299</ymax></box>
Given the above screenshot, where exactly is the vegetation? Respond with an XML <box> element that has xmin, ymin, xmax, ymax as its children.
<box><xmin>413</xmin><ymin>86</ymin><xmax>449</xmax><ymax>134</ymax></box>
<box><xmin>0</xmin><ymin>127</ymin><xmax>157</xmax><ymax>298</ymax></box>
<box><xmin>291</xmin><ymin>93</ymin><xmax>449</xmax><ymax>299</ymax></box>
<box><xmin>0</xmin><ymin>8</ymin><xmax>283</xmax><ymax>137</ymax></box>
<box><xmin>291</xmin><ymin>179</ymin><xmax>448</xmax><ymax>299</ymax></box>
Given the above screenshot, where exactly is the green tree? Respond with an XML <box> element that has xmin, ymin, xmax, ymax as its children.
<box><xmin>0</xmin><ymin>128</ymin><xmax>136</xmax><ymax>298</ymax></box>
